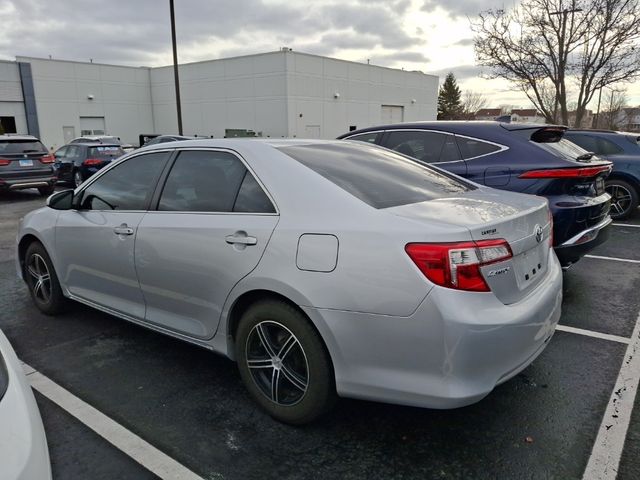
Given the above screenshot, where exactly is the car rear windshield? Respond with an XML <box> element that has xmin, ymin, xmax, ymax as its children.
<box><xmin>0</xmin><ymin>140</ymin><xmax>47</xmax><ymax>154</ymax></box>
<box><xmin>88</xmin><ymin>146</ymin><xmax>125</xmax><ymax>158</ymax></box>
<box><xmin>509</xmin><ymin>128</ymin><xmax>597</xmax><ymax>162</ymax></box>
<box><xmin>278</xmin><ymin>142</ymin><xmax>473</xmax><ymax>209</ymax></box>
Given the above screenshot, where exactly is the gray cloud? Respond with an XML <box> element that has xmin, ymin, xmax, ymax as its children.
<box><xmin>453</xmin><ymin>38</ymin><xmax>474</xmax><ymax>47</ymax></box>
<box><xmin>429</xmin><ymin>64</ymin><xmax>483</xmax><ymax>80</ymax></box>
<box><xmin>421</xmin><ymin>0</ymin><xmax>489</xmax><ymax>18</ymax></box>
<box><xmin>0</xmin><ymin>0</ymin><xmax>425</xmax><ymax>66</ymax></box>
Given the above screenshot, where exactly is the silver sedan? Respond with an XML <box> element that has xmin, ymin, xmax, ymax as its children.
<box><xmin>16</xmin><ymin>139</ymin><xmax>562</xmax><ymax>424</ymax></box>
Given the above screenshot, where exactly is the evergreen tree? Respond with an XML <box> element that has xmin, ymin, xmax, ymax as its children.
<box><xmin>437</xmin><ymin>72</ymin><xmax>462</xmax><ymax>120</ymax></box>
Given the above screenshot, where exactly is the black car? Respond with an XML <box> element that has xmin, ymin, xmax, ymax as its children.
<box><xmin>565</xmin><ymin>129</ymin><xmax>640</xmax><ymax>219</ymax></box>
<box><xmin>339</xmin><ymin>122</ymin><xmax>613</xmax><ymax>267</ymax></box>
<box><xmin>54</xmin><ymin>143</ymin><xmax>125</xmax><ymax>187</ymax></box>
<box><xmin>0</xmin><ymin>134</ymin><xmax>56</xmax><ymax>196</ymax></box>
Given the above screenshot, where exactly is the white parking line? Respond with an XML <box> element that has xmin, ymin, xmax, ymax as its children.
<box><xmin>555</xmin><ymin>325</ymin><xmax>630</xmax><ymax>345</ymax></box>
<box><xmin>22</xmin><ymin>364</ymin><xmax>206</xmax><ymax>480</ymax></box>
<box><xmin>583</xmin><ymin>311</ymin><xmax>640</xmax><ymax>480</ymax></box>
<box><xmin>612</xmin><ymin>223</ymin><xmax>640</xmax><ymax>228</ymax></box>
<box><xmin>584</xmin><ymin>255</ymin><xmax>640</xmax><ymax>265</ymax></box>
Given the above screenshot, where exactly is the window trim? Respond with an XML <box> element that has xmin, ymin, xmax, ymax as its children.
<box><xmin>343</xmin><ymin>128</ymin><xmax>509</xmax><ymax>163</ymax></box>
<box><xmin>73</xmin><ymin>149</ymin><xmax>175</xmax><ymax>213</ymax></box>
<box><xmin>150</xmin><ymin>147</ymin><xmax>279</xmax><ymax>216</ymax></box>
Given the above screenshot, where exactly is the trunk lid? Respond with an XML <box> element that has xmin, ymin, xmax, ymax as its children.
<box><xmin>386</xmin><ymin>188</ymin><xmax>552</xmax><ymax>305</ymax></box>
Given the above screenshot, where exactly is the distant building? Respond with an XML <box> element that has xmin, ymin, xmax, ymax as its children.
<box><xmin>474</xmin><ymin>108</ymin><xmax>503</xmax><ymax>120</ymax></box>
<box><xmin>511</xmin><ymin>109</ymin><xmax>546</xmax><ymax>124</ymax></box>
<box><xmin>0</xmin><ymin>50</ymin><xmax>438</xmax><ymax>149</ymax></box>
<box><xmin>614</xmin><ymin>108</ymin><xmax>640</xmax><ymax>132</ymax></box>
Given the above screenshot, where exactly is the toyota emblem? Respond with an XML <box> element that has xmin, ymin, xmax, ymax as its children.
<box><xmin>534</xmin><ymin>225</ymin><xmax>543</xmax><ymax>243</ymax></box>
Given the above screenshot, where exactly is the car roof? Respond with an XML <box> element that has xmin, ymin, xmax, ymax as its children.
<box><xmin>338</xmin><ymin>121</ymin><xmax>565</xmax><ymax>137</ymax></box>
<box><xmin>0</xmin><ymin>134</ymin><xmax>41</xmax><ymax>141</ymax></box>
<box><xmin>67</xmin><ymin>142</ymin><xmax>123</xmax><ymax>147</ymax></box>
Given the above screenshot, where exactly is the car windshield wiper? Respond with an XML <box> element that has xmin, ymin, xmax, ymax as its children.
<box><xmin>576</xmin><ymin>152</ymin><xmax>595</xmax><ymax>162</ymax></box>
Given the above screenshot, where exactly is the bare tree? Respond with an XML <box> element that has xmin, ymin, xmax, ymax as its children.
<box><xmin>460</xmin><ymin>90</ymin><xmax>488</xmax><ymax>119</ymax></box>
<box><xmin>473</xmin><ymin>0</ymin><xmax>640</xmax><ymax>126</ymax></box>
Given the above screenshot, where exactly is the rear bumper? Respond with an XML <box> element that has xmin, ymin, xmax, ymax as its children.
<box><xmin>554</xmin><ymin>216</ymin><xmax>612</xmax><ymax>266</ymax></box>
<box><xmin>303</xmin><ymin>252</ymin><xmax>563</xmax><ymax>409</ymax></box>
<box><xmin>0</xmin><ymin>176</ymin><xmax>57</xmax><ymax>192</ymax></box>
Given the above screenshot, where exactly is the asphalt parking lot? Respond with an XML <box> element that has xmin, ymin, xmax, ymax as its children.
<box><xmin>1</xmin><ymin>189</ymin><xmax>639</xmax><ymax>480</ymax></box>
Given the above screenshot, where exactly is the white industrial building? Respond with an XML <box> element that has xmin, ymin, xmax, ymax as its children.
<box><xmin>0</xmin><ymin>50</ymin><xmax>438</xmax><ymax>150</ymax></box>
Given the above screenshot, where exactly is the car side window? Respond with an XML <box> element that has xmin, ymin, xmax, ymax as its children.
<box><xmin>54</xmin><ymin>147</ymin><xmax>67</xmax><ymax>159</ymax></box>
<box><xmin>596</xmin><ymin>137</ymin><xmax>624</xmax><ymax>155</ymax></box>
<box><xmin>565</xmin><ymin>134</ymin><xmax>599</xmax><ymax>153</ymax></box>
<box><xmin>66</xmin><ymin>145</ymin><xmax>81</xmax><ymax>160</ymax></box>
<box><xmin>158</xmin><ymin>150</ymin><xmax>274</xmax><ymax>213</ymax></box>
<box><xmin>384</xmin><ymin>131</ymin><xmax>461</xmax><ymax>163</ymax></box>
<box><xmin>346</xmin><ymin>132</ymin><xmax>379</xmax><ymax>144</ymax></box>
<box><xmin>455</xmin><ymin>136</ymin><xmax>501</xmax><ymax>159</ymax></box>
<box><xmin>79</xmin><ymin>152</ymin><xmax>168</xmax><ymax>211</ymax></box>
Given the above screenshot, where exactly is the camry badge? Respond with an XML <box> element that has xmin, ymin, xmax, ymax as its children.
<box><xmin>534</xmin><ymin>225</ymin><xmax>543</xmax><ymax>243</ymax></box>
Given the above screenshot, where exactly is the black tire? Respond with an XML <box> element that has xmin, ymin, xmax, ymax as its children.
<box><xmin>38</xmin><ymin>185</ymin><xmax>55</xmax><ymax>197</ymax></box>
<box><xmin>24</xmin><ymin>242</ymin><xmax>67</xmax><ymax>315</ymax></box>
<box><xmin>73</xmin><ymin>170</ymin><xmax>84</xmax><ymax>188</ymax></box>
<box><xmin>606</xmin><ymin>178</ymin><xmax>639</xmax><ymax>220</ymax></box>
<box><xmin>236</xmin><ymin>300</ymin><xmax>337</xmax><ymax>425</ymax></box>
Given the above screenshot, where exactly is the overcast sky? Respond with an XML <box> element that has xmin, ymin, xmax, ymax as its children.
<box><xmin>1</xmin><ymin>0</ymin><xmax>638</xmax><ymax>109</ymax></box>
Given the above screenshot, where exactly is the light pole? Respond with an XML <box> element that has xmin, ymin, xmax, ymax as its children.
<box><xmin>169</xmin><ymin>0</ymin><xmax>183</xmax><ymax>135</ymax></box>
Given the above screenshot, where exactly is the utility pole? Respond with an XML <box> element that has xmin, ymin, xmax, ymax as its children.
<box><xmin>169</xmin><ymin>0</ymin><xmax>183</xmax><ymax>135</ymax></box>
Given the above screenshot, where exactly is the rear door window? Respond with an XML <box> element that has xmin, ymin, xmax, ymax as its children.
<box><xmin>278</xmin><ymin>142</ymin><xmax>472</xmax><ymax>209</ymax></box>
<box><xmin>383</xmin><ymin>130</ymin><xmax>462</xmax><ymax>163</ymax></box>
<box><xmin>455</xmin><ymin>136</ymin><xmax>502</xmax><ymax>159</ymax></box>
<box><xmin>158</xmin><ymin>150</ymin><xmax>275</xmax><ymax>213</ymax></box>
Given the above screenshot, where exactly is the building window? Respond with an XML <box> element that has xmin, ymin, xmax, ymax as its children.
<box><xmin>0</xmin><ymin>117</ymin><xmax>17</xmax><ymax>134</ymax></box>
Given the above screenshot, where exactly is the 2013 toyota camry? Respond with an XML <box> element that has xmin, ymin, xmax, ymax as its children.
<box><xmin>16</xmin><ymin>139</ymin><xmax>562</xmax><ymax>424</ymax></box>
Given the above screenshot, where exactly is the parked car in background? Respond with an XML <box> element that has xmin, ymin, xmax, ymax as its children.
<box><xmin>339</xmin><ymin>122</ymin><xmax>613</xmax><ymax>268</ymax></box>
<box><xmin>142</xmin><ymin>134</ymin><xmax>193</xmax><ymax>146</ymax></box>
<box><xmin>54</xmin><ymin>143</ymin><xmax>125</xmax><ymax>187</ymax></box>
<box><xmin>17</xmin><ymin>139</ymin><xmax>561</xmax><ymax>424</ymax></box>
<box><xmin>0</xmin><ymin>134</ymin><xmax>56</xmax><ymax>196</ymax></box>
<box><xmin>0</xmin><ymin>328</ymin><xmax>52</xmax><ymax>479</ymax></box>
<box><xmin>564</xmin><ymin>129</ymin><xmax>640</xmax><ymax>219</ymax></box>
<box><xmin>70</xmin><ymin>135</ymin><xmax>135</xmax><ymax>152</ymax></box>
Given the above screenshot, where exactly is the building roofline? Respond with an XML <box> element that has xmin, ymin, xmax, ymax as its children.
<box><xmin>15</xmin><ymin>50</ymin><xmax>437</xmax><ymax>78</ymax></box>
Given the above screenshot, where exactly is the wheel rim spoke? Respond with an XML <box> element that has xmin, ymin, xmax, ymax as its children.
<box><xmin>247</xmin><ymin>358</ymin><xmax>273</xmax><ymax>369</ymax></box>
<box><xmin>280</xmin><ymin>364</ymin><xmax>308</xmax><ymax>392</ymax></box>
<box><xmin>271</xmin><ymin>368</ymin><xmax>281</xmax><ymax>403</ymax></box>
<box><xmin>255</xmin><ymin>324</ymin><xmax>277</xmax><ymax>358</ymax></box>
<box><xmin>276</xmin><ymin>333</ymin><xmax>298</xmax><ymax>361</ymax></box>
<box><xmin>29</xmin><ymin>254</ymin><xmax>51</xmax><ymax>303</ymax></box>
<box><xmin>27</xmin><ymin>264</ymin><xmax>39</xmax><ymax>280</ymax></box>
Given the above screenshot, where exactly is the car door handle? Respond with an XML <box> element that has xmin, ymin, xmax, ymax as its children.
<box><xmin>225</xmin><ymin>234</ymin><xmax>257</xmax><ymax>245</ymax></box>
<box><xmin>113</xmin><ymin>224</ymin><xmax>134</xmax><ymax>236</ymax></box>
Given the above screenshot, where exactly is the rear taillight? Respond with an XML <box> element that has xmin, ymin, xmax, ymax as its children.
<box><xmin>518</xmin><ymin>165</ymin><xmax>611</xmax><ymax>179</ymax></box>
<box><xmin>0</xmin><ymin>158</ymin><xmax>10</xmax><ymax>166</ymax></box>
<box><xmin>405</xmin><ymin>239</ymin><xmax>512</xmax><ymax>292</ymax></box>
<box><xmin>83</xmin><ymin>158</ymin><xmax>103</xmax><ymax>166</ymax></box>
<box><xmin>40</xmin><ymin>154</ymin><xmax>55</xmax><ymax>164</ymax></box>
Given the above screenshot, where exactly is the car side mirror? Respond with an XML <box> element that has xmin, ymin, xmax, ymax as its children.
<box><xmin>46</xmin><ymin>189</ymin><xmax>74</xmax><ymax>210</ymax></box>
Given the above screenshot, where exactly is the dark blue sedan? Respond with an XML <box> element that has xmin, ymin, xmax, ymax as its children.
<box><xmin>53</xmin><ymin>143</ymin><xmax>125</xmax><ymax>188</ymax></box>
<box><xmin>564</xmin><ymin>129</ymin><xmax>640</xmax><ymax>219</ymax></box>
<box><xmin>338</xmin><ymin>122</ymin><xmax>612</xmax><ymax>267</ymax></box>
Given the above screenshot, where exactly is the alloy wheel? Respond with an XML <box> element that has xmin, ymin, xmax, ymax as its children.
<box><xmin>74</xmin><ymin>171</ymin><xmax>83</xmax><ymax>188</ymax></box>
<box><xmin>245</xmin><ymin>321</ymin><xmax>309</xmax><ymax>406</ymax></box>
<box><xmin>607</xmin><ymin>184</ymin><xmax>633</xmax><ymax>217</ymax></box>
<box><xmin>27</xmin><ymin>253</ymin><xmax>51</xmax><ymax>304</ymax></box>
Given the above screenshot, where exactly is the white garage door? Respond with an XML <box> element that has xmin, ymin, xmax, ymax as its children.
<box><xmin>381</xmin><ymin>105</ymin><xmax>404</xmax><ymax>124</ymax></box>
<box><xmin>80</xmin><ymin>116</ymin><xmax>106</xmax><ymax>136</ymax></box>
